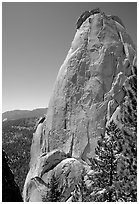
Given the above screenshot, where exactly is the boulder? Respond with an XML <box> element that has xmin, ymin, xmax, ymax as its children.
<box><xmin>24</xmin><ymin>157</ymin><xmax>85</xmax><ymax>202</ymax></box>
<box><xmin>76</xmin><ymin>8</ymin><xmax>101</xmax><ymax>29</ymax></box>
<box><xmin>23</xmin><ymin>148</ymin><xmax>67</xmax><ymax>201</ymax></box>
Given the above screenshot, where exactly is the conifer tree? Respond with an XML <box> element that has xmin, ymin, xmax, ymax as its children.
<box><xmin>89</xmin><ymin>66</ymin><xmax>137</xmax><ymax>202</ymax></box>
<box><xmin>72</xmin><ymin>171</ymin><xmax>90</xmax><ymax>202</ymax></box>
<box><xmin>119</xmin><ymin>66</ymin><xmax>137</xmax><ymax>201</ymax></box>
<box><xmin>90</xmin><ymin>121</ymin><xmax>123</xmax><ymax>202</ymax></box>
<box><xmin>72</xmin><ymin>183</ymin><xmax>82</xmax><ymax>202</ymax></box>
<box><xmin>42</xmin><ymin>173</ymin><xmax>63</xmax><ymax>202</ymax></box>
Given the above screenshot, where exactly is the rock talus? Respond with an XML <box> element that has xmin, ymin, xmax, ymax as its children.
<box><xmin>23</xmin><ymin>9</ymin><xmax>136</xmax><ymax>201</ymax></box>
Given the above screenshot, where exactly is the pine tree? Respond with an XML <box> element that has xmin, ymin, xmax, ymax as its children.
<box><xmin>89</xmin><ymin>65</ymin><xmax>137</xmax><ymax>202</ymax></box>
<box><xmin>71</xmin><ymin>171</ymin><xmax>90</xmax><ymax>202</ymax></box>
<box><xmin>42</xmin><ymin>173</ymin><xmax>63</xmax><ymax>202</ymax></box>
<box><xmin>72</xmin><ymin>183</ymin><xmax>82</xmax><ymax>202</ymax></box>
<box><xmin>90</xmin><ymin>121</ymin><xmax>123</xmax><ymax>202</ymax></box>
<box><xmin>118</xmin><ymin>66</ymin><xmax>137</xmax><ymax>201</ymax></box>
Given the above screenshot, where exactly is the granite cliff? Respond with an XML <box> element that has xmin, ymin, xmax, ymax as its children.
<box><xmin>23</xmin><ymin>9</ymin><xmax>136</xmax><ymax>202</ymax></box>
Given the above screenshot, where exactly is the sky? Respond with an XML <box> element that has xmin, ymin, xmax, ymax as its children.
<box><xmin>2</xmin><ymin>2</ymin><xmax>137</xmax><ymax>113</ymax></box>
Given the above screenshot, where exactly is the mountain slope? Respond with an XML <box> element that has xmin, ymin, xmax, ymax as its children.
<box><xmin>2</xmin><ymin>108</ymin><xmax>47</xmax><ymax>121</ymax></box>
<box><xmin>2</xmin><ymin>112</ymin><xmax>46</xmax><ymax>193</ymax></box>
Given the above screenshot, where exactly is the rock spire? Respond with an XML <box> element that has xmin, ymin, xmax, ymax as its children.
<box><xmin>23</xmin><ymin>9</ymin><xmax>136</xmax><ymax>202</ymax></box>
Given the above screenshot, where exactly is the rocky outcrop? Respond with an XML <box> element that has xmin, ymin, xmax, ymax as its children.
<box><xmin>2</xmin><ymin>150</ymin><xmax>23</xmax><ymax>202</ymax></box>
<box><xmin>23</xmin><ymin>9</ymin><xmax>136</xmax><ymax>201</ymax></box>
<box><xmin>41</xmin><ymin>8</ymin><xmax>136</xmax><ymax>162</ymax></box>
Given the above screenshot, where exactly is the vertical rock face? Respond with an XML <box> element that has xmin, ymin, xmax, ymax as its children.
<box><xmin>23</xmin><ymin>9</ymin><xmax>136</xmax><ymax>202</ymax></box>
<box><xmin>2</xmin><ymin>150</ymin><xmax>23</xmax><ymax>202</ymax></box>
<box><xmin>42</xmin><ymin>9</ymin><xmax>136</xmax><ymax>161</ymax></box>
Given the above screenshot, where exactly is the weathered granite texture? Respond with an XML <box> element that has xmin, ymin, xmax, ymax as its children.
<box><xmin>23</xmin><ymin>9</ymin><xmax>136</xmax><ymax>202</ymax></box>
<box><xmin>41</xmin><ymin>9</ymin><xmax>136</xmax><ymax>162</ymax></box>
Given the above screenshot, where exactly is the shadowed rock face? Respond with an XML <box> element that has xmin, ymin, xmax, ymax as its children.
<box><xmin>23</xmin><ymin>9</ymin><xmax>136</xmax><ymax>202</ymax></box>
<box><xmin>2</xmin><ymin>150</ymin><xmax>23</xmax><ymax>202</ymax></box>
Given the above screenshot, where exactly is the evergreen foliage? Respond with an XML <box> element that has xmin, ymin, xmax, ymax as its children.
<box><xmin>42</xmin><ymin>173</ymin><xmax>63</xmax><ymax>202</ymax></box>
<box><xmin>72</xmin><ymin>183</ymin><xmax>82</xmax><ymax>202</ymax></box>
<box><xmin>89</xmin><ymin>121</ymin><xmax>123</xmax><ymax>202</ymax></box>
<box><xmin>2</xmin><ymin>117</ymin><xmax>37</xmax><ymax>192</ymax></box>
<box><xmin>88</xmin><ymin>65</ymin><xmax>137</xmax><ymax>202</ymax></box>
<box><xmin>71</xmin><ymin>171</ymin><xmax>91</xmax><ymax>202</ymax></box>
<box><xmin>119</xmin><ymin>69</ymin><xmax>137</xmax><ymax>201</ymax></box>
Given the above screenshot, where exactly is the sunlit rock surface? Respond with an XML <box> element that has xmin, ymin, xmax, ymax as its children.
<box><xmin>23</xmin><ymin>9</ymin><xmax>136</xmax><ymax>202</ymax></box>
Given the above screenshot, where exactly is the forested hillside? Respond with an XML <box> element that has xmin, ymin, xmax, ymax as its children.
<box><xmin>2</xmin><ymin>117</ymin><xmax>38</xmax><ymax>192</ymax></box>
<box><xmin>2</xmin><ymin>150</ymin><xmax>23</xmax><ymax>201</ymax></box>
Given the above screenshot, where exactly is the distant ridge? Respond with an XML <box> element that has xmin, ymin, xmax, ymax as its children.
<box><xmin>2</xmin><ymin>108</ymin><xmax>47</xmax><ymax>121</ymax></box>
